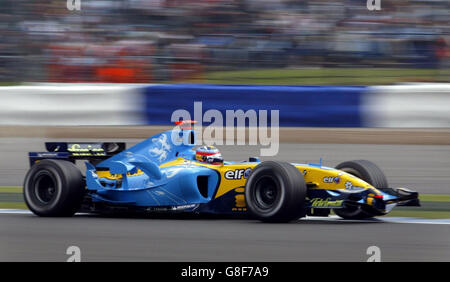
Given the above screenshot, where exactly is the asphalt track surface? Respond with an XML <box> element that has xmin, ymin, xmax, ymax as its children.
<box><xmin>0</xmin><ymin>138</ymin><xmax>449</xmax><ymax>261</ymax></box>
<box><xmin>0</xmin><ymin>211</ymin><xmax>449</xmax><ymax>261</ymax></box>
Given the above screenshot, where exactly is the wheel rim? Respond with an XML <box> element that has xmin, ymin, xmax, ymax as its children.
<box><xmin>34</xmin><ymin>172</ymin><xmax>57</xmax><ymax>204</ymax></box>
<box><xmin>254</xmin><ymin>175</ymin><xmax>279</xmax><ymax>210</ymax></box>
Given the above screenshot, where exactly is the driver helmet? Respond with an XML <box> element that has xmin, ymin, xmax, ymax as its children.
<box><xmin>195</xmin><ymin>146</ymin><xmax>223</xmax><ymax>165</ymax></box>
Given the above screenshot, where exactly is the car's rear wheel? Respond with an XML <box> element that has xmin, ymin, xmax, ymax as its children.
<box><xmin>245</xmin><ymin>161</ymin><xmax>306</xmax><ymax>222</ymax></box>
<box><xmin>334</xmin><ymin>160</ymin><xmax>388</xmax><ymax>219</ymax></box>
<box><xmin>23</xmin><ymin>159</ymin><xmax>85</xmax><ymax>217</ymax></box>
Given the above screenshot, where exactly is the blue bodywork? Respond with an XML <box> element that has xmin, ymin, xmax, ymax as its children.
<box><xmin>84</xmin><ymin>129</ymin><xmax>224</xmax><ymax>209</ymax></box>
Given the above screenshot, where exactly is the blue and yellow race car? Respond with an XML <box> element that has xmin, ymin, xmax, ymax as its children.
<box><xmin>23</xmin><ymin>125</ymin><xmax>420</xmax><ymax>222</ymax></box>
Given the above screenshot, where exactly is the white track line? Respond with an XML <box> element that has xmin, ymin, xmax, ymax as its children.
<box><xmin>303</xmin><ymin>215</ymin><xmax>450</xmax><ymax>225</ymax></box>
<box><xmin>0</xmin><ymin>209</ymin><xmax>32</xmax><ymax>214</ymax></box>
<box><xmin>378</xmin><ymin>217</ymin><xmax>450</xmax><ymax>225</ymax></box>
<box><xmin>1</xmin><ymin>209</ymin><xmax>450</xmax><ymax>225</ymax></box>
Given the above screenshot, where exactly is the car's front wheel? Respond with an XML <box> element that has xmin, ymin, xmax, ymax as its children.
<box><xmin>23</xmin><ymin>159</ymin><xmax>85</xmax><ymax>217</ymax></box>
<box><xmin>245</xmin><ymin>161</ymin><xmax>307</xmax><ymax>222</ymax></box>
<box><xmin>334</xmin><ymin>160</ymin><xmax>388</xmax><ymax>219</ymax></box>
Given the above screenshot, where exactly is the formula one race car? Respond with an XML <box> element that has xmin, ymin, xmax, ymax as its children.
<box><xmin>23</xmin><ymin>123</ymin><xmax>420</xmax><ymax>222</ymax></box>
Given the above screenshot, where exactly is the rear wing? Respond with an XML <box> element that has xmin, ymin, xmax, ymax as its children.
<box><xmin>28</xmin><ymin>142</ymin><xmax>126</xmax><ymax>167</ymax></box>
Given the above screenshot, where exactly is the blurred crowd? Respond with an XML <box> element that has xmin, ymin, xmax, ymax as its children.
<box><xmin>0</xmin><ymin>0</ymin><xmax>448</xmax><ymax>83</ymax></box>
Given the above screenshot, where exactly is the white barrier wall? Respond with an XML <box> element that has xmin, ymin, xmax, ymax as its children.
<box><xmin>0</xmin><ymin>83</ymin><xmax>146</xmax><ymax>125</ymax></box>
<box><xmin>363</xmin><ymin>84</ymin><xmax>450</xmax><ymax>128</ymax></box>
<box><xmin>1</xmin><ymin>83</ymin><xmax>449</xmax><ymax>127</ymax></box>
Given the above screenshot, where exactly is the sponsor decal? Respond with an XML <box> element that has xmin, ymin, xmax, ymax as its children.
<box><xmin>37</xmin><ymin>152</ymin><xmax>61</xmax><ymax>157</ymax></box>
<box><xmin>70</xmin><ymin>152</ymin><xmax>106</xmax><ymax>156</ymax></box>
<box><xmin>67</xmin><ymin>143</ymin><xmax>106</xmax><ymax>156</ymax></box>
<box><xmin>310</xmin><ymin>197</ymin><xmax>343</xmax><ymax>207</ymax></box>
<box><xmin>149</xmin><ymin>134</ymin><xmax>172</xmax><ymax>162</ymax></box>
<box><xmin>146</xmin><ymin>204</ymin><xmax>198</xmax><ymax>212</ymax></box>
<box><xmin>225</xmin><ymin>168</ymin><xmax>251</xmax><ymax>180</ymax></box>
<box><xmin>345</xmin><ymin>181</ymin><xmax>353</xmax><ymax>189</ymax></box>
<box><xmin>171</xmin><ymin>204</ymin><xmax>197</xmax><ymax>211</ymax></box>
<box><xmin>345</xmin><ymin>181</ymin><xmax>365</xmax><ymax>191</ymax></box>
<box><xmin>68</xmin><ymin>143</ymin><xmax>104</xmax><ymax>153</ymax></box>
<box><xmin>323</xmin><ymin>176</ymin><xmax>341</xmax><ymax>184</ymax></box>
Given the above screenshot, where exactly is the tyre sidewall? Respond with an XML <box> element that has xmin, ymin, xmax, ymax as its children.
<box><xmin>23</xmin><ymin>160</ymin><xmax>84</xmax><ymax>216</ymax></box>
<box><xmin>334</xmin><ymin>160</ymin><xmax>388</xmax><ymax>219</ymax></box>
<box><xmin>245</xmin><ymin>161</ymin><xmax>306</xmax><ymax>222</ymax></box>
<box><xmin>245</xmin><ymin>164</ymin><xmax>287</xmax><ymax>218</ymax></box>
<box><xmin>336</xmin><ymin>160</ymin><xmax>388</xmax><ymax>188</ymax></box>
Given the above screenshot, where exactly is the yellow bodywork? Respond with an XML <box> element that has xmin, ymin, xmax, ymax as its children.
<box><xmin>97</xmin><ymin>169</ymin><xmax>144</xmax><ymax>180</ymax></box>
<box><xmin>96</xmin><ymin>158</ymin><xmax>381</xmax><ymax>211</ymax></box>
<box><xmin>159</xmin><ymin>158</ymin><xmax>380</xmax><ymax>199</ymax></box>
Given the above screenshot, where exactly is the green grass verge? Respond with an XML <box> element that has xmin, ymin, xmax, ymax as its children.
<box><xmin>384</xmin><ymin>210</ymin><xmax>450</xmax><ymax>219</ymax></box>
<box><xmin>0</xmin><ymin>202</ymin><xmax>27</xmax><ymax>209</ymax></box>
<box><xmin>2</xmin><ymin>68</ymin><xmax>449</xmax><ymax>86</ymax></box>
<box><xmin>0</xmin><ymin>186</ymin><xmax>22</xmax><ymax>193</ymax></box>
<box><xmin>205</xmin><ymin>68</ymin><xmax>449</xmax><ymax>85</ymax></box>
<box><xmin>0</xmin><ymin>82</ymin><xmax>21</xmax><ymax>86</ymax></box>
<box><xmin>419</xmin><ymin>194</ymin><xmax>450</xmax><ymax>203</ymax></box>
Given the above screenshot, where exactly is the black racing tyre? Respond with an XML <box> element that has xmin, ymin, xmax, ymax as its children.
<box><xmin>245</xmin><ymin>161</ymin><xmax>307</xmax><ymax>223</ymax></box>
<box><xmin>23</xmin><ymin>159</ymin><xmax>85</xmax><ymax>217</ymax></box>
<box><xmin>334</xmin><ymin>160</ymin><xmax>388</xmax><ymax>219</ymax></box>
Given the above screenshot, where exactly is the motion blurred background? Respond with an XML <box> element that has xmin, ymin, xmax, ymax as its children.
<box><xmin>0</xmin><ymin>0</ymin><xmax>449</xmax><ymax>196</ymax></box>
<box><xmin>1</xmin><ymin>1</ymin><xmax>450</xmax><ymax>262</ymax></box>
<box><xmin>0</xmin><ymin>0</ymin><xmax>448</xmax><ymax>84</ymax></box>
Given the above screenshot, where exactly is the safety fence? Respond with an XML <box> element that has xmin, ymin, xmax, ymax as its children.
<box><xmin>0</xmin><ymin>83</ymin><xmax>449</xmax><ymax>127</ymax></box>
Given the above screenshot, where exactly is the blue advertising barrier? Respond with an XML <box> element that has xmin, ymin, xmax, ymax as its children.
<box><xmin>143</xmin><ymin>84</ymin><xmax>367</xmax><ymax>127</ymax></box>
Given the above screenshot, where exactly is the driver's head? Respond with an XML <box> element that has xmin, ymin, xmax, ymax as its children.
<box><xmin>195</xmin><ymin>146</ymin><xmax>223</xmax><ymax>165</ymax></box>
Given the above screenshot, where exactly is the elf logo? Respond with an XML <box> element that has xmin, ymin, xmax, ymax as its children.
<box><xmin>225</xmin><ymin>168</ymin><xmax>251</xmax><ymax>180</ymax></box>
<box><xmin>323</xmin><ymin>176</ymin><xmax>341</xmax><ymax>184</ymax></box>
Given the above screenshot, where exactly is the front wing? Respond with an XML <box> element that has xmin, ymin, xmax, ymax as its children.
<box><xmin>306</xmin><ymin>187</ymin><xmax>420</xmax><ymax>216</ymax></box>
